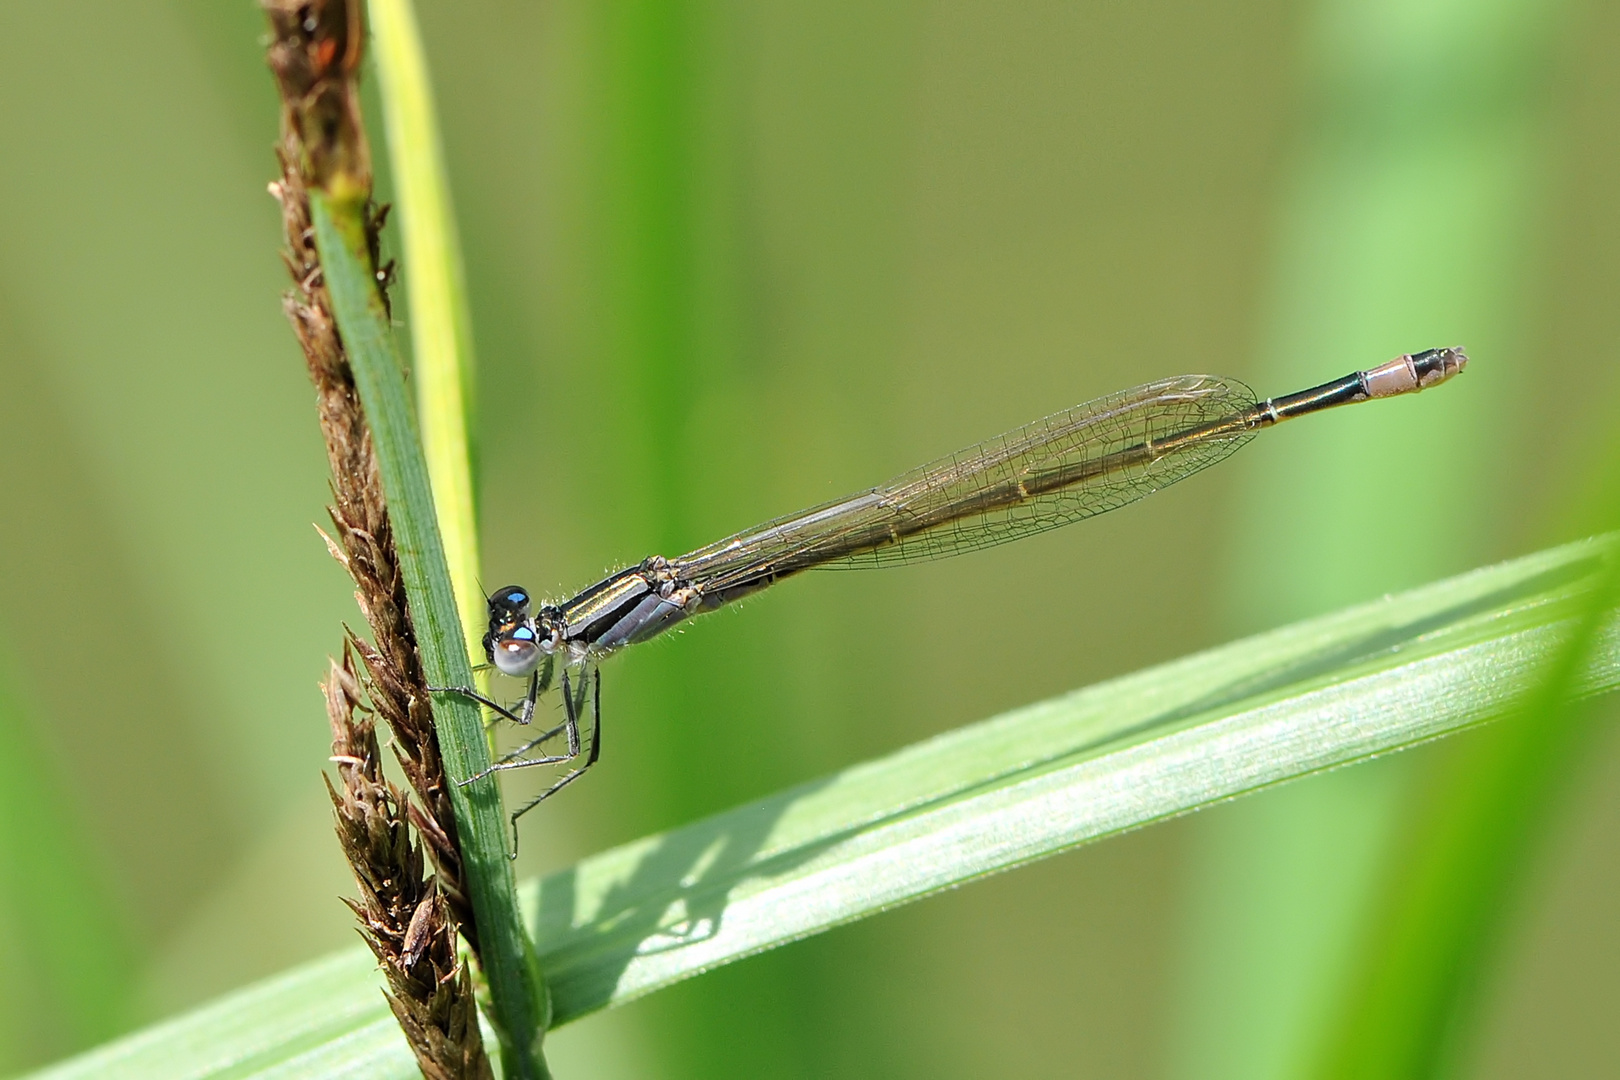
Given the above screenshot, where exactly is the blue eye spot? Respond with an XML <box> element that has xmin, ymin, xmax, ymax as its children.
<box><xmin>513</xmin><ymin>626</ymin><xmax>536</xmax><ymax>642</ymax></box>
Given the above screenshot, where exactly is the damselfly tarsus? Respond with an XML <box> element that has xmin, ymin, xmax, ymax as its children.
<box><xmin>432</xmin><ymin>347</ymin><xmax>1467</xmax><ymax>840</ymax></box>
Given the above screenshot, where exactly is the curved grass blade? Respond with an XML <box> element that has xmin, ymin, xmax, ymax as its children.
<box><xmin>535</xmin><ymin>535</ymin><xmax>1619</xmax><ymax>1020</ymax></box>
<box><xmin>24</xmin><ymin>535</ymin><xmax>1620</xmax><ymax>1077</ymax></box>
<box><xmin>1308</xmin><ymin>493</ymin><xmax>1620</xmax><ymax>1075</ymax></box>
<box><xmin>23</xmin><ymin>952</ymin><xmax>410</xmax><ymax>1080</ymax></box>
<box><xmin>1311</xmin><ymin>550</ymin><xmax>1620</xmax><ymax>1079</ymax></box>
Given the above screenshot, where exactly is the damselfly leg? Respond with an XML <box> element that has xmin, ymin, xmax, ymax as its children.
<box><xmin>428</xmin><ymin>652</ymin><xmax>555</xmax><ymax>727</ymax></box>
<box><xmin>456</xmin><ymin>673</ymin><xmax>580</xmax><ymax>783</ymax></box>
<box><xmin>504</xmin><ymin>668</ymin><xmax>601</xmax><ymax>853</ymax></box>
<box><xmin>435</xmin><ymin>664</ymin><xmax>601</xmax><ymax>854</ymax></box>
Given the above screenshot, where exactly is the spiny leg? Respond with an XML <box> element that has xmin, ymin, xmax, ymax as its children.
<box><xmin>564</xmin><ymin>665</ymin><xmax>586</xmax><ymax>756</ymax></box>
<box><xmin>425</xmin><ymin>680</ymin><xmax>531</xmax><ymax>726</ymax></box>
<box><xmin>455</xmin><ymin>664</ymin><xmax>585</xmax><ymax>785</ymax></box>
<box><xmin>428</xmin><ymin>653</ymin><xmax>555</xmax><ymax>726</ymax></box>
<box><xmin>508</xmin><ymin>667</ymin><xmax>602</xmax><ymax>858</ymax></box>
<box><xmin>458</xmin><ymin>724</ymin><xmax>574</xmax><ymax>784</ymax></box>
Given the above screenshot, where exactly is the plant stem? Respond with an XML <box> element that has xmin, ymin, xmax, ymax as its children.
<box><xmin>313</xmin><ymin>191</ymin><xmax>552</xmax><ymax>1079</ymax></box>
<box><xmin>368</xmin><ymin>0</ymin><xmax>486</xmax><ymax>669</ymax></box>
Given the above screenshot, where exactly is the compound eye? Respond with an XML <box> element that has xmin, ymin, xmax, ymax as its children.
<box><xmin>489</xmin><ymin>585</ymin><xmax>532</xmax><ymax>618</ymax></box>
<box><xmin>492</xmin><ymin>626</ymin><xmax>541</xmax><ymax>676</ymax></box>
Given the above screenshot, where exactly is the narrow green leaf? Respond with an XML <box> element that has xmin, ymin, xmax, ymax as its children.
<box><xmin>1308</xmin><ymin>495</ymin><xmax>1620</xmax><ymax>1073</ymax></box>
<box><xmin>309</xmin><ymin>191</ymin><xmax>550</xmax><ymax>1079</ymax></box>
<box><xmin>26</xmin><ymin>536</ymin><xmax>1620</xmax><ymax>1078</ymax></box>
<box><xmin>534</xmin><ymin>535</ymin><xmax>1618</xmax><ymax>1021</ymax></box>
<box><xmin>0</xmin><ymin>638</ymin><xmax>133</xmax><ymax>1068</ymax></box>
<box><xmin>367</xmin><ymin>0</ymin><xmax>486</xmax><ymax>668</ymax></box>
<box><xmin>1312</xmin><ymin>551</ymin><xmax>1620</xmax><ymax>1080</ymax></box>
<box><xmin>25</xmin><ymin>952</ymin><xmax>408</xmax><ymax>1080</ymax></box>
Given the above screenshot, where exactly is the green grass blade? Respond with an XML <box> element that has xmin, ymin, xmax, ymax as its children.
<box><xmin>309</xmin><ymin>191</ymin><xmax>550</xmax><ymax>1079</ymax></box>
<box><xmin>1311</xmin><ymin>552</ymin><xmax>1620</xmax><ymax>1080</ymax></box>
<box><xmin>535</xmin><ymin>535</ymin><xmax>1618</xmax><ymax>1021</ymax></box>
<box><xmin>0</xmin><ymin>639</ymin><xmax>133</xmax><ymax>1069</ymax></box>
<box><xmin>367</xmin><ymin>0</ymin><xmax>486</xmax><ymax>667</ymax></box>
<box><xmin>24</xmin><ymin>535</ymin><xmax>1620</xmax><ymax>1077</ymax></box>
<box><xmin>25</xmin><ymin>952</ymin><xmax>409</xmax><ymax>1080</ymax></box>
<box><xmin>1307</xmin><ymin>504</ymin><xmax>1620</xmax><ymax>1072</ymax></box>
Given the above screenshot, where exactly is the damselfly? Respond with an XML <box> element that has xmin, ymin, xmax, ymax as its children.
<box><xmin>433</xmin><ymin>347</ymin><xmax>1467</xmax><ymax>836</ymax></box>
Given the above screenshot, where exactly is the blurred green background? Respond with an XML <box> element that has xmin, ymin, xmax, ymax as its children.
<box><xmin>1</xmin><ymin>0</ymin><xmax>1618</xmax><ymax>1077</ymax></box>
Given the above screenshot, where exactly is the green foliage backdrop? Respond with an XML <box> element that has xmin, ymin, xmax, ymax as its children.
<box><xmin>0</xmin><ymin>1</ymin><xmax>1617</xmax><ymax>1077</ymax></box>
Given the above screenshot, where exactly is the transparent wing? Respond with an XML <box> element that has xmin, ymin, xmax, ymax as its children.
<box><xmin>673</xmin><ymin>375</ymin><xmax>1259</xmax><ymax>592</ymax></box>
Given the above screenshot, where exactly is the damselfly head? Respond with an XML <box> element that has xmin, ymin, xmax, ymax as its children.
<box><xmin>483</xmin><ymin>584</ymin><xmax>549</xmax><ymax>675</ymax></box>
<box><xmin>481</xmin><ymin>584</ymin><xmax>568</xmax><ymax>676</ymax></box>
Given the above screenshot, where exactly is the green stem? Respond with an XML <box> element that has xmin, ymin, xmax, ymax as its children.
<box><xmin>311</xmin><ymin>191</ymin><xmax>551</xmax><ymax>1080</ymax></box>
<box><xmin>367</xmin><ymin>0</ymin><xmax>486</xmax><ymax>671</ymax></box>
